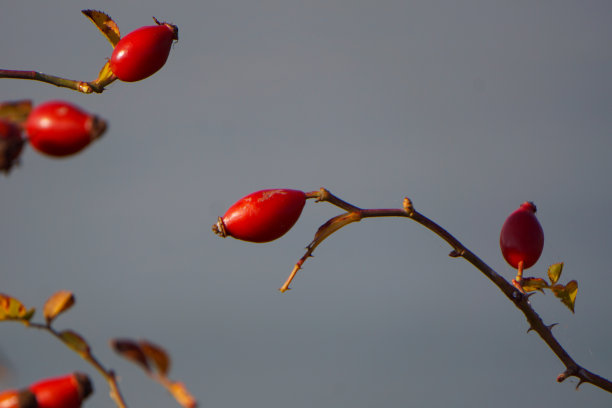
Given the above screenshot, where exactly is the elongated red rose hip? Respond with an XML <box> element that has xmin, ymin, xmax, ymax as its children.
<box><xmin>29</xmin><ymin>372</ymin><xmax>92</xmax><ymax>408</ymax></box>
<box><xmin>500</xmin><ymin>201</ymin><xmax>544</xmax><ymax>270</ymax></box>
<box><xmin>25</xmin><ymin>101</ymin><xmax>107</xmax><ymax>157</ymax></box>
<box><xmin>110</xmin><ymin>18</ymin><xmax>178</xmax><ymax>82</ymax></box>
<box><xmin>213</xmin><ymin>189</ymin><xmax>306</xmax><ymax>243</ymax></box>
<box><xmin>0</xmin><ymin>389</ymin><xmax>37</xmax><ymax>408</ymax></box>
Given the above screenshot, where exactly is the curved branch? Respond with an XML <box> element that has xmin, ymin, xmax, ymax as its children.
<box><xmin>0</xmin><ymin>69</ymin><xmax>115</xmax><ymax>94</ymax></box>
<box><xmin>285</xmin><ymin>188</ymin><xmax>612</xmax><ymax>393</ymax></box>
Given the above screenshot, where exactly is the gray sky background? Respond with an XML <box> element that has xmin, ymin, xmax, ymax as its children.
<box><xmin>2</xmin><ymin>1</ymin><xmax>612</xmax><ymax>407</ymax></box>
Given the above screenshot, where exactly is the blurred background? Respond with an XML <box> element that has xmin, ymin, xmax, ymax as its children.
<box><xmin>2</xmin><ymin>1</ymin><xmax>612</xmax><ymax>407</ymax></box>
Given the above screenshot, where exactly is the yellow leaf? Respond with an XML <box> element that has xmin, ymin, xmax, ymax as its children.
<box><xmin>43</xmin><ymin>290</ymin><xmax>75</xmax><ymax>325</ymax></box>
<box><xmin>168</xmin><ymin>381</ymin><xmax>197</xmax><ymax>408</ymax></box>
<box><xmin>522</xmin><ymin>277</ymin><xmax>549</xmax><ymax>293</ymax></box>
<box><xmin>59</xmin><ymin>330</ymin><xmax>91</xmax><ymax>354</ymax></box>
<box><xmin>82</xmin><ymin>10</ymin><xmax>121</xmax><ymax>47</ymax></box>
<box><xmin>552</xmin><ymin>280</ymin><xmax>578</xmax><ymax>313</ymax></box>
<box><xmin>139</xmin><ymin>340</ymin><xmax>171</xmax><ymax>376</ymax></box>
<box><xmin>110</xmin><ymin>338</ymin><xmax>150</xmax><ymax>372</ymax></box>
<box><xmin>547</xmin><ymin>263</ymin><xmax>564</xmax><ymax>285</ymax></box>
<box><xmin>0</xmin><ymin>294</ymin><xmax>35</xmax><ymax>322</ymax></box>
<box><xmin>0</xmin><ymin>100</ymin><xmax>32</xmax><ymax>124</ymax></box>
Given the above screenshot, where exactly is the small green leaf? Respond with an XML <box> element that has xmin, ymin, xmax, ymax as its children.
<box><xmin>59</xmin><ymin>330</ymin><xmax>91</xmax><ymax>354</ymax></box>
<box><xmin>552</xmin><ymin>280</ymin><xmax>578</xmax><ymax>313</ymax></box>
<box><xmin>43</xmin><ymin>290</ymin><xmax>75</xmax><ymax>325</ymax></box>
<box><xmin>0</xmin><ymin>294</ymin><xmax>35</xmax><ymax>322</ymax></box>
<box><xmin>547</xmin><ymin>263</ymin><xmax>564</xmax><ymax>285</ymax></box>
<box><xmin>522</xmin><ymin>277</ymin><xmax>549</xmax><ymax>293</ymax></box>
<box><xmin>82</xmin><ymin>10</ymin><xmax>121</xmax><ymax>47</ymax></box>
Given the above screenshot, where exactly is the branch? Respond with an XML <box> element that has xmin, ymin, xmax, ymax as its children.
<box><xmin>0</xmin><ymin>69</ymin><xmax>116</xmax><ymax>94</ymax></box>
<box><xmin>282</xmin><ymin>188</ymin><xmax>612</xmax><ymax>393</ymax></box>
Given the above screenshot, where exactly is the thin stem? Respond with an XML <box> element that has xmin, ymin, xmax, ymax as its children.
<box><xmin>289</xmin><ymin>189</ymin><xmax>612</xmax><ymax>393</ymax></box>
<box><xmin>27</xmin><ymin>322</ymin><xmax>129</xmax><ymax>408</ymax></box>
<box><xmin>0</xmin><ymin>69</ymin><xmax>107</xmax><ymax>94</ymax></box>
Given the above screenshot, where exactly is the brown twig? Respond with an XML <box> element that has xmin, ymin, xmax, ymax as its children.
<box><xmin>27</xmin><ymin>322</ymin><xmax>129</xmax><ymax>408</ymax></box>
<box><xmin>0</xmin><ymin>69</ymin><xmax>114</xmax><ymax>94</ymax></box>
<box><xmin>283</xmin><ymin>188</ymin><xmax>612</xmax><ymax>393</ymax></box>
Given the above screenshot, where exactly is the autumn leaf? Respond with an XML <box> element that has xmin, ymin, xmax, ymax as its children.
<box><xmin>139</xmin><ymin>340</ymin><xmax>171</xmax><ymax>376</ymax></box>
<box><xmin>168</xmin><ymin>381</ymin><xmax>198</xmax><ymax>408</ymax></box>
<box><xmin>522</xmin><ymin>277</ymin><xmax>549</xmax><ymax>293</ymax></box>
<box><xmin>0</xmin><ymin>294</ymin><xmax>35</xmax><ymax>322</ymax></box>
<box><xmin>59</xmin><ymin>330</ymin><xmax>91</xmax><ymax>354</ymax></box>
<box><xmin>110</xmin><ymin>338</ymin><xmax>151</xmax><ymax>372</ymax></box>
<box><xmin>552</xmin><ymin>280</ymin><xmax>578</xmax><ymax>313</ymax></box>
<box><xmin>43</xmin><ymin>290</ymin><xmax>75</xmax><ymax>325</ymax></box>
<box><xmin>0</xmin><ymin>100</ymin><xmax>32</xmax><ymax>124</ymax></box>
<box><xmin>82</xmin><ymin>10</ymin><xmax>121</xmax><ymax>47</ymax></box>
<box><xmin>547</xmin><ymin>263</ymin><xmax>564</xmax><ymax>286</ymax></box>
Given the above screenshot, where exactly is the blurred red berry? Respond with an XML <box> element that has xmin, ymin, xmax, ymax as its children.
<box><xmin>29</xmin><ymin>372</ymin><xmax>92</xmax><ymax>408</ymax></box>
<box><xmin>214</xmin><ymin>189</ymin><xmax>306</xmax><ymax>243</ymax></box>
<box><xmin>0</xmin><ymin>119</ymin><xmax>25</xmax><ymax>174</ymax></box>
<box><xmin>0</xmin><ymin>389</ymin><xmax>37</xmax><ymax>408</ymax></box>
<box><xmin>500</xmin><ymin>201</ymin><xmax>544</xmax><ymax>269</ymax></box>
<box><xmin>110</xmin><ymin>19</ymin><xmax>178</xmax><ymax>82</ymax></box>
<box><xmin>25</xmin><ymin>101</ymin><xmax>107</xmax><ymax>157</ymax></box>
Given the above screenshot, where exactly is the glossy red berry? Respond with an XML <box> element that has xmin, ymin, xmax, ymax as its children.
<box><xmin>0</xmin><ymin>119</ymin><xmax>25</xmax><ymax>174</ymax></box>
<box><xmin>29</xmin><ymin>372</ymin><xmax>92</xmax><ymax>408</ymax></box>
<box><xmin>500</xmin><ymin>202</ymin><xmax>544</xmax><ymax>269</ymax></box>
<box><xmin>213</xmin><ymin>189</ymin><xmax>306</xmax><ymax>243</ymax></box>
<box><xmin>25</xmin><ymin>101</ymin><xmax>107</xmax><ymax>157</ymax></box>
<box><xmin>110</xmin><ymin>19</ymin><xmax>178</xmax><ymax>82</ymax></box>
<box><xmin>0</xmin><ymin>389</ymin><xmax>37</xmax><ymax>408</ymax></box>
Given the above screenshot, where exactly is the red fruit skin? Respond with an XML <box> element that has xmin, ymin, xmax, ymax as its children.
<box><xmin>25</xmin><ymin>101</ymin><xmax>106</xmax><ymax>157</ymax></box>
<box><xmin>500</xmin><ymin>202</ymin><xmax>544</xmax><ymax>269</ymax></box>
<box><xmin>0</xmin><ymin>119</ymin><xmax>25</xmax><ymax>173</ymax></box>
<box><xmin>110</xmin><ymin>23</ymin><xmax>178</xmax><ymax>82</ymax></box>
<box><xmin>29</xmin><ymin>372</ymin><xmax>92</xmax><ymax>408</ymax></box>
<box><xmin>220</xmin><ymin>189</ymin><xmax>306</xmax><ymax>243</ymax></box>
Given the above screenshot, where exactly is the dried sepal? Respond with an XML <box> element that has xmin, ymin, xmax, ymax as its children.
<box><xmin>547</xmin><ymin>262</ymin><xmax>564</xmax><ymax>285</ymax></box>
<box><xmin>552</xmin><ymin>280</ymin><xmax>578</xmax><ymax>313</ymax></box>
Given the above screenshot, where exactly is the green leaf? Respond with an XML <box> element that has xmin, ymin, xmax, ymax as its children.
<box><xmin>82</xmin><ymin>10</ymin><xmax>121</xmax><ymax>47</ymax></box>
<box><xmin>43</xmin><ymin>290</ymin><xmax>75</xmax><ymax>325</ymax></box>
<box><xmin>552</xmin><ymin>280</ymin><xmax>578</xmax><ymax>313</ymax></box>
<box><xmin>522</xmin><ymin>277</ymin><xmax>549</xmax><ymax>293</ymax></box>
<box><xmin>547</xmin><ymin>263</ymin><xmax>564</xmax><ymax>285</ymax></box>
<box><xmin>0</xmin><ymin>294</ymin><xmax>35</xmax><ymax>322</ymax></box>
<box><xmin>59</xmin><ymin>330</ymin><xmax>91</xmax><ymax>354</ymax></box>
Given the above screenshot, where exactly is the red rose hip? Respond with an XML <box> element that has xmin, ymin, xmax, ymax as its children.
<box><xmin>110</xmin><ymin>18</ymin><xmax>178</xmax><ymax>82</ymax></box>
<box><xmin>25</xmin><ymin>101</ymin><xmax>107</xmax><ymax>157</ymax></box>
<box><xmin>29</xmin><ymin>372</ymin><xmax>92</xmax><ymax>408</ymax></box>
<box><xmin>0</xmin><ymin>389</ymin><xmax>37</xmax><ymax>408</ymax></box>
<box><xmin>500</xmin><ymin>201</ymin><xmax>544</xmax><ymax>270</ymax></box>
<box><xmin>0</xmin><ymin>119</ymin><xmax>25</xmax><ymax>174</ymax></box>
<box><xmin>213</xmin><ymin>189</ymin><xmax>306</xmax><ymax>243</ymax></box>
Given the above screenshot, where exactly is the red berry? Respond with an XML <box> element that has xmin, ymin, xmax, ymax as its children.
<box><xmin>213</xmin><ymin>189</ymin><xmax>306</xmax><ymax>243</ymax></box>
<box><xmin>25</xmin><ymin>101</ymin><xmax>107</xmax><ymax>157</ymax></box>
<box><xmin>500</xmin><ymin>202</ymin><xmax>544</xmax><ymax>269</ymax></box>
<box><xmin>0</xmin><ymin>119</ymin><xmax>25</xmax><ymax>174</ymax></box>
<box><xmin>110</xmin><ymin>19</ymin><xmax>178</xmax><ymax>82</ymax></box>
<box><xmin>0</xmin><ymin>389</ymin><xmax>37</xmax><ymax>408</ymax></box>
<box><xmin>29</xmin><ymin>372</ymin><xmax>92</xmax><ymax>408</ymax></box>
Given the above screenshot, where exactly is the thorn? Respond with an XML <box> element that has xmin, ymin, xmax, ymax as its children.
<box><xmin>526</xmin><ymin>326</ymin><xmax>535</xmax><ymax>333</ymax></box>
<box><xmin>576</xmin><ymin>379</ymin><xmax>586</xmax><ymax>390</ymax></box>
<box><xmin>524</xmin><ymin>292</ymin><xmax>536</xmax><ymax>300</ymax></box>
<box><xmin>547</xmin><ymin>323</ymin><xmax>559</xmax><ymax>331</ymax></box>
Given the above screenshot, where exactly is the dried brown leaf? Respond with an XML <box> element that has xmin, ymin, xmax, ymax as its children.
<box><xmin>43</xmin><ymin>290</ymin><xmax>75</xmax><ymax>325</ymax></box>
<box><xmin>110</xmin><ymin>338</ymin><xmax>150</xmax><ymax>372</ymax></box>
<box><xmin>82</xmin><ymin>10</ymin><xmax>121</xmax><ymax>47</ymax></box>
<box><xmin>139</xmin><ymin>340</ymin><xmax>171</xmax><ymax>376</ymax></box>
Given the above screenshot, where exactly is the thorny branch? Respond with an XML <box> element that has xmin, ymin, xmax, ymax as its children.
<box><xmin>283</xmin><ymin>187</ymin><xmax>612</xmax><ymax>394</ymax></box>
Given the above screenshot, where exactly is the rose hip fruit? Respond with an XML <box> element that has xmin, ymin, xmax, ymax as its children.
<box><xmin>0</xmin><ymin>389</ymin><xmax>37</xmax><ymax>408</ymax></box>
<box><xmin>110</xmin><ymin>18</ymin><xmax>179</xmax><ymax>82</ymax></box>
<box><xmin>29</xmin><ymin>372</ymin><xmax>92</xmax><ymax>408</ymax></box>
<box><xmin>500</xmin><ymin>201</ymin><xmax>544</xmax><ymax>270</ymax></box>
<box><xmin>213</xmin><ymin>189</ymin><xmax>306</xmax><ymax>243</ymax></box>
<box><xmin>0</xmin><ymin>119</ymin><xmax>25</xmax><ymax>174</ymax></box>
<box><xmin>25</xmin><ymin>101</ymin><xmax>107</xmax><ymax>157</ymax></box>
